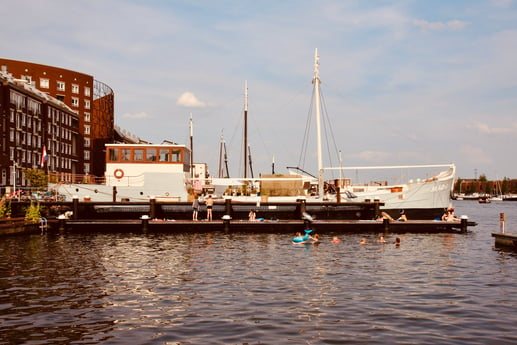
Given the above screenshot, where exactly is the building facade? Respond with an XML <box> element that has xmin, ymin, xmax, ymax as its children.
<box><xmin>0</xmin><ymin>59</ymin><xmax>114</xmax><ymax>178</ymax></box>
<box><xmin>0</xmin><ymin>71</ymin><xmax>80</xmax><ymax>194</ymax></box>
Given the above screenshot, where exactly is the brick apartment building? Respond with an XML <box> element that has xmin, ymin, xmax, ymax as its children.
<box><xmin>0</xmin><ymin>59</ymin><xmax>114</xmax><ymax>193</ymax></box>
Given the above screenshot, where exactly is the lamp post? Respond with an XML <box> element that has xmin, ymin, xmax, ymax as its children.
<box><xmin>12</xmin><ymin>161</ymin><xmax>17</xmax><ymax>199</ymax></box>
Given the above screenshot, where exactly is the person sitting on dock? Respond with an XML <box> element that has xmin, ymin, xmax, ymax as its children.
<box><xmin>442</xmin><ymin>207</ymin><xmax>459</xmax><ymax>222</ymax></box>
<box><xmin>248</xmin><ymin>209</ymin><xmax>256</xmax><ymax>221</ymax></box>
<box><xmin>397</xmin><ymin>210</ymin><xmax>408</xmax><ymax>222</ymax></box>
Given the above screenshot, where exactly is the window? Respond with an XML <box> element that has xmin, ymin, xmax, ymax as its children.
<box><xmin>84</xmin><ymin>112</ymin><xmax>90</xmax><ymax>122</ymax></box>
<box><xmin>84</xmin><ymin>163</ymin><xmax>90</xmax><ymax>174</ymax></box>
<box><xmin>72</xmin><ymin>84</ymin><xmax>79</xmax><ymax>94</ymax></box>
<box><xmin>84</xmin><ymin>151</ymin><xmax>90</xmax><ymax>160</ymax></box>
<box><xmin>121</xmin><ymin>149</ymin><xmax>131</xmax><ymax>161</ymax></box>
<box><xmin>134</xmin><ymin>149</ymin><xmax>143</xmax><ymax>161</ymax></box>
<box><xmin>146</xmin><ymin>149</ymin><xmax>157</xmax><ymax>162</ymax></box>
<box><xmin>84</xmin><ymin>125</ymin><xmax>90</xmax><ymax>135</ymax></box>
<box><xmin>84</xmin><ymin>87</ymin><xmax>91</xmax><ymax>97</ymax></box>
<box><xmin>108</xmin><ymin>148</ymin><xmax>118</xmax><ymax>161</ymax></box>
<box><xmin>57</xmin><ymin>81</ymin><xmax>65</xmax><ymax>91</ymax></box>
<box><xmin>84</xmin><ymin>100</ymin><xmax>90</xmax><ymax>109</ymax></box>
<box><xmin>84</xmin><ymin>138</ymin><xmax>90</xmax><ymax>148</ymax></box>
<box><xmin>159</xmin><ymin>149</ymin><xmax>170</xmax><ymax>162</ymax></box>
<box><xmin>71</xmin><ymin>97</ymin><xmax>79</xmax><ymax>107</ymax></box>
<box><xmin>40</xmin><ymin>78</ymin><xmax>49</xmax><ymax>89</ymax></box>
<box><xmin>172</xmin><ymin>149</ymin><xmax>181</xmax><ymax>162</ymax></box>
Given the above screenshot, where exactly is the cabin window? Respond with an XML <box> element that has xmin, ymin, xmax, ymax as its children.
<box><xmin>146</xmin><ymin>149</ymin><xmax>157</xmax><ymax>162</ymax></box>
<box><xmin>121</xmin><ymin>149</ymin><xmax>131</xmax><ymax>161</ymax></box>
<box><xmin>108</xmin><ymin>148</ymin><xmax>118</xmax><ymax>161</ymax></box>
<box><xmin>159</xmin><ymin>149</ymin><xmax>169</xmax><ymax>162</ymax></box>
<box><xmin>172</xmin><ymin>149</ymin><xmax>181</xmax><ymax>162</ymax></box>
<box><xmin>134</xmin><ymin>149</ymin><xmax>144</xmax><ymax>161</ymax></box>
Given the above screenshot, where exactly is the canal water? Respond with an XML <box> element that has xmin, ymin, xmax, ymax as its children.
<box><xmin>1</xmin><ymin>201</ymin><xmax>516</xmax><ymax>345</ymax></box>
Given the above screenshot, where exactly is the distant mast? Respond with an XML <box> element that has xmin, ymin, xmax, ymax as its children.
<box><xmin>313</xmin><ymin>48</ymin><xmax>324</xmax><ymax>198</ymax></box>
<box><xmin>243</xmin><ymin>81</ymin><xmax>248</xmax><ymax>178</ymax></box>
<box><xmin>189</xmin><ymin>113</ymin><xmax>194</xmax><ymax>179</ymax></box>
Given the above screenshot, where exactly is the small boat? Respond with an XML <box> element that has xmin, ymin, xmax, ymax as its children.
<box><xmin>478</xmin><ymin>197</ymin><xmax>491</xmax><ymax>204</ymax></box>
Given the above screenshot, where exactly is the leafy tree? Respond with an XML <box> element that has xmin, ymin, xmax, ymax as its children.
<box><xmin>24</xmin><ymin>202</ymin><xmax>41</xmax><ymax>223</ymax></box>
<box><xmin>479</xmin><ymin>174</ymin><xmax>488</xmax><ymax>182</ymax></box>
<box><xmin>24</xmin><ymin>169</ymin><xmax>47</xmax><ymax>191</ymax></box>
<box><xmin>0</xmin><ymin>197</ymin><xmax>12</xmax><ymax>219</ymax></box>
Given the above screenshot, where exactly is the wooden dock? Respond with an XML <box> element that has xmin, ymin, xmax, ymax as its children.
<box><xmin>57</xmin><ymin>217</ymin><xmax>475</xmax><ymax>234</ymax></box>
<box><xmin>491</xmin><ymin>233</ymin><xmax>517</xmax><ymax>249</ymax></box>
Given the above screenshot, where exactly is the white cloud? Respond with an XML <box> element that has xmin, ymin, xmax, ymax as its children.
<box><xmin>413</xmin><ymin>19</ymin><xmax>468</xmax><ymax>31</ymax></box>
<box><xmin>122</xmin><ymin>112</ymin><xmax>150</xmax><ymax>119</ymax></box>
<box><xmin>467</xmin><ymin>121</ymin><xmax>517</xmax><ymax>134</ymax></box>
<box><xmin>176</xmin><ymin>92</ymin><xmax>206</xmax><ymax>108</ymax></box>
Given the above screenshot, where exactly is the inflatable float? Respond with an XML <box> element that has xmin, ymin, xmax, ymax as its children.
<box><xmin>292</xmin><ymin>229</ymin><xmax>317</xmax><ymax>244</ymax></box>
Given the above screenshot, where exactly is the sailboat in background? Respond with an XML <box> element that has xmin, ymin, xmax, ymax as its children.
<box><xmin>207</xmin><ymin>49</ymin><xmax>455</xmax><ymax>219</ymax></box>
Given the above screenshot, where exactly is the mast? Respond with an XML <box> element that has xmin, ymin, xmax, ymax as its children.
<box><xmin>218</xmin><ymin>131</ymin><xmax>224</xmax><ymax>178</ymax></box>
<box><xmin>189</xmin><ymin>113</ymin><xmax>194</xmax><ymax>179</ymax></box>
<box><xmin>243</xmin><ymin>81</ymin><xmax>248</xmax><ymax>178</ymax></box>
<box><xmin>313</xmin><ymin>48</ymin><xmax>324</xmax><ymax>198</ymax></box>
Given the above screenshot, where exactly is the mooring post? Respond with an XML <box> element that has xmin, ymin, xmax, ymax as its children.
<box><xmin>72</xmin><ymin>196</ymin><xmax>79</xmax><ymax>220</ymax></box>
<box><xmin>225</xmin><ymin>198</ymin><xmax>232</xmax><ymax>217</ymax></box>
<box><xmin>336</xmin><ymin>186</ymin><xmax>341</xmax><ymax>203</ymax></box>
<box><xmin>460</xmin><ymin>217</ymin><xmax>468</xmax><ymax>233</ymax></box>
<box><xmin>58</xmin><ymin>215</ymin><xmax>66</xmax><ymax>231</ymax></box>
<box><xmin>299</xmin><ymin>199</ymin><xmax>306</xmax><ymax>218</ymax></box>
<box><xmin>374</xmin><ymin>199</ymin><xmax>380</xmax><ymax>219</ymax></box>
<box><xmin>500</xmin><ymin>213</ymin><xmax>506</xmax><ymax>233</ymax></box>
<box><xmin>112</xmin><ymin>186</ymin><xmax>117</xmax><ymax>203</ymax></box>
<box><xmin>141</xmin><ymin>215</ymin><xmax>149</xmax><ymax>232</ymax></box>
<box><xmin>222</xmin><ymin>215</ymin><xmax>231</xmax><ymax>232</ymax></box>
<box><xmin>383</xmin><ymin>217</ymin><xmax>390</xmax><ymax>233</ymax></box>
<box><xmin>150</xmin><ymin>197</ymin><xmax>156</xmax><ymax>219</ymax></box>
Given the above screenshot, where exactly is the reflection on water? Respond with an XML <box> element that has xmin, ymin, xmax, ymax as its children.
<box><xmin>1</xmin><ymin>202</ymin><xmax>517</xmax><ymax>344</ymax></box>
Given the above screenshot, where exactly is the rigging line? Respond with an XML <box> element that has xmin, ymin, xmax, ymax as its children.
<box><xmin>298</xmin><ymin>87</ymin><xmax>315</xmax><ymax>170</ymax></box>
<box><xmin>320</xmin><ymin>90</ymin><xmax>341</xmax><ymax>179</ymax></box>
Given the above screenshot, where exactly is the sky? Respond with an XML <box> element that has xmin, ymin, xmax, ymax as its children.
<box><xmin>1</xmin><ymin>0</ymin><xmax>517</xmax><ymax>181</ymax></box>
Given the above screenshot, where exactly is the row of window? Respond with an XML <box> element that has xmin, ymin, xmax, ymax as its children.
<box><xmin>10</xmin><ymin>130</ymin><xmax>42</xmax><ymax>148</ymax></box>
<box><xmin>70</xmin><ymin>97</ymin><xmax>91</xmax><ymax>109</ymax></box>
<box><xmin>107</xmin><ymin>147</ymin><xmax>185</xmax><ymax>163</ymax></box>
<box><xmin>39</xmin><ymin>78</ymin><xmax>91</xmax><ymax>97</ymax></box>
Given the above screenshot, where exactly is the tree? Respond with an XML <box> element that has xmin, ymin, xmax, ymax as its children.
<box><xmin>479</xmin><ymin>174</ymin><xmax>488</xmax><ymax>182</ymax></box>
<box><xmin>23</xmin><ymin>169</ymin><xmax>47</xmax><ymax>191</ymax></box>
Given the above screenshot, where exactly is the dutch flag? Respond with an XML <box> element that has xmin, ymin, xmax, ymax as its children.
<box><xmin>41</xmin><ymin>145</ymin><xmax>48</xmax><ymax>168</ymax></box>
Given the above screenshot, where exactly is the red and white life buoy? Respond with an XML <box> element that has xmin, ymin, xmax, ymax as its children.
<box><xmin>114</xmin><ymin>169</ymin><xmax>124</xmax><ymax>179</ymax></box>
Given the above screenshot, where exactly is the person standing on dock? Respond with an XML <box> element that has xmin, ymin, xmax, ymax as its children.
<box><xmin>192</xmin><ymin>195</ymin><xmax>200</xmax><ymax>221</ymax></box>
<box><xmin>206</xmin><ymin>195</ymin><xmax>214</xmax><ymax>221</ymax></box>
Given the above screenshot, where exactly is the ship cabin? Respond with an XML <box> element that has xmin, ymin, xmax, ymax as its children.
<box><xmin>105</xmin><ymin>143</ymin><xmax>191</xmax><ymax>186</ymax></box>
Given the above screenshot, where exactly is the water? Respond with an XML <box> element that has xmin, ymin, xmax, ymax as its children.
<box><xmin>1</xmin><ymin>201</ymin><xmax>517</xmax><ymax>345</ymax></box>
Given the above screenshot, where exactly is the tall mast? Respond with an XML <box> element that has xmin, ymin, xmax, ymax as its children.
<box><xmin>189</xmin><ymin>113</ymin><xmax>194</xmax><ymax>179</ymax></box>
<box><xmin>243</xmin><ymin>80</ymin><xmax>248</xmax><ymax>178</ymax></box>
<box><xmin>313</xmin><ymin>48</ymin><xmax>324</xmax><ymax>198</ymax></box>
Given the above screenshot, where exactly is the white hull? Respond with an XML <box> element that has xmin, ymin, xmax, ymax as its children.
<box><xmin>210</xmin><ymin>165</ymin><xmax>455</xmax><ymax>213</ymax></box>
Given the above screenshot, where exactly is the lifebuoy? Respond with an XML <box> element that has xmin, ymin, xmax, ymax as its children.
<box><xmin>114</xmin><ymin>169</ymin><xmax>124</xmax><ymax>179</ymax></box>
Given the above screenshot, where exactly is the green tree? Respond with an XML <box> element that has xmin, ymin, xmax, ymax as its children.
<box><xmin>479</xmin><ymin>174</ymin><xmax>488</xmax><ymax>182</ymax></box>
<box><xmin>24</xmin><ymin>202</ymin><xmax>41</xmax><ymax>223</ymax></box>
<box><xmin>0</xmin><ymin>197</ymin><xmax>12</xmax><ymax>219</ymax></box>
<box><xmin>24</xmin><ymin>169</ymin><xmax>47</xmax><ymax>191</ymax></box>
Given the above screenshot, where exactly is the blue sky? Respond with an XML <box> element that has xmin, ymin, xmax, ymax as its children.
<box><xmin>2</xmin><ymin>0</ymin><xmax>517</xmax><ymax>181</ymax></box>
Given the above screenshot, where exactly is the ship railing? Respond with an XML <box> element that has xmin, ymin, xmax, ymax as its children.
<box><xmin>48</xmin><ymin>173</ymin><xmax>106</xmax><ymax>185</ymax></box>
